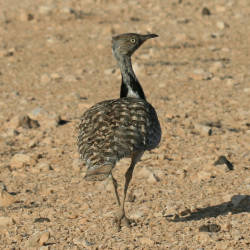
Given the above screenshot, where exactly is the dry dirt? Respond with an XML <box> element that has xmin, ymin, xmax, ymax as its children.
<box><xmin>0</xmin><ymin>0</ymin><xmax>250</xmax><ymax>249</ymax></box>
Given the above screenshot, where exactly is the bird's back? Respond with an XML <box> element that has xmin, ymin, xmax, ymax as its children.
<box><xmin>78</xmin><ymin>97</ymin><xmax>161</xmax><ymax>180</ymax></box>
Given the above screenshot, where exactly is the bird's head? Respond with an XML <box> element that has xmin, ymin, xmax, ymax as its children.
<box><xmin>112</xmin><ymin>33</ymin><xmax>158</xmax><ymax>58</ymax></box>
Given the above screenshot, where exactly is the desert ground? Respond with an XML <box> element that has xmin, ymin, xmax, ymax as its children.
<box><xmin>0</xmin><ymin>0</ymin><xmax>249</xmax><ymax>249</ymax></box>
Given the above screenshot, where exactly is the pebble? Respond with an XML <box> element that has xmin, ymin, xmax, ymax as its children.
<box><xmin>0</xmin><ymin>183</ymin><xmax>15</xmax><ymax>207</ymax></box>
<box><xmin>19</xmin><ymin>115</ymin><xmax>40</xmax><ymax>129</ymax></box>
<box><xmin>104</xmin><ymin>68</ymin><xmax>115</xmax><ymax>75</ymax></box>
<box><xmin>19</xmin><ymin>11</ymin><xmax>34</xmax><ymax>22</ymax></box>
<box><xmin>0</xmin><ymin>217</ymin><xmax>15</xmax><ymax>227</ymax></box>
<box><xmin>202</xmin><ymin>7</ymin><xmax>211</xmax><ymax>16</ymax></box>
<box><xmin>216</xmin><ymin>21</ymin><xmax>226</xmax><ymax>30</ymax></box>
<box><xmin>243</xmin><ymin>88</ymin><xmax>250</xmax><ymax>93</ymax></box>
<box><xmin>194</xmin><ymin>123</ymin><xmax>212</xmax><ymax>136</ymax></box>
<box><xmin>25</xmin><ymin>231</ymin><xmax>50</xmax><ymax>247</ymax></box>
<box><xmin>130</xmin><ymin>210</ymin><xmax>144</xmax><ymax>220</ymax></box>
<box><xmin>231</xmin><ymin>194</ymin><xmax>248</xmax><ymax>207</ymax></box>
<box><xmin>40</xmin><ymin>74</ymin><xmax>51</xmax><ymax>84</ymax></box>
<box><xmin>50</xmin><ymin>72</ymin><xmax>62</xmax><ymax>80</ymax></box>
<box><xmin>35</xmin><ymin>162</ymin><xmax>52</xmax><ymax>172</ymax></box>
<box><xmin>38</xmin><ymin>6</ymin><xmax>53</xmax><ymax>15</ymax></box>
<box><xmin>190</xmin><ymin>69</ymin><xmax>213</xmax><ymax>81</ymax></box>
<box><xmin>138</xmin><ymin>167</ymin><xmax>160</xmax><ymax>183</ymax></box>
<box><xmin>10</xmin><ymin>153</ymin><xmax>33</xmax><ymax>169</ymax></box>
<box><xmin>209</xmin><ymin>61</ymin><xmax>223</xmax><ymax>73</ymax></box>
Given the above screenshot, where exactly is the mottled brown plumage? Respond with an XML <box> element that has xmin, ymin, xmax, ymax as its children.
<box><xmin>77</xmin><ymin>33</ymin><xmax>161</xmax><ymax>230</ymax></box>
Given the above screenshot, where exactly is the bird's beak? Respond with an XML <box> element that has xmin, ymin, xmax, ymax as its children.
<box><xmin>141</xmin><ymin>34</ymin><xmax>158</xmax><ymax>41</ymax></box>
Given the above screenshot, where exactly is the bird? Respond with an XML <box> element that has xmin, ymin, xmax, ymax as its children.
<box><xmin>77</xmin><ymin>33</ymin><xmax>161</xmax><ymax>230</ymax></box>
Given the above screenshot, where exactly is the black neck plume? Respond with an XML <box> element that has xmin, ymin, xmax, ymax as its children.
<box><xmin>120</xmin><ymin>74</ymin><xmax>145</xmax><ymax>99</ymax></box>
<box><xmin>115</xmin><ymin>55</ymin><xmax>146</xmax><ymax>100</ymax></box>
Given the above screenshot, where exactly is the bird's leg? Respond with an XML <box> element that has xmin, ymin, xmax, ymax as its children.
<box><xmin>111</xmin><ymin>173</ymin><xmax>120</xmax><ymax>206</ymax></box>
<box><xmin>115</xmin><ymin>151</ymin><xmax>144</xmax><ymax>231</ymax></box>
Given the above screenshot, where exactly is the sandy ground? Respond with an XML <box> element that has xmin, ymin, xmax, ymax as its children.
<box><xmin>0</xmin><ymin>0</ymin><xmax>249</xmax><ymax>249</ymax></box>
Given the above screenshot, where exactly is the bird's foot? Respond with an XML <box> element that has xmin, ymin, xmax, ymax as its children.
<box><xmin>114</xmin><ymin>214</ymin><xmax>135</xmax><ymax>231</ymax></box>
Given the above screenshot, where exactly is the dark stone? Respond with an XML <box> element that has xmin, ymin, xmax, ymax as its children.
<box><xmin>214</xmin><ymin>155</ymin><xmax>234</xmax><ymax>170</ymax></box>
<box><xmin>199</xmin><ymin>223</ymin><xmax>221</xmax><ymax>232</ymax></box>
<box><xmin>202</xmin><ymin>7</ymin><xmax>211</xmax><ymax>16</ymax></box>
<box><xmin>34</xmin><ymin>217</ymin><xmax>51</xmax><ymax>223</ymax></box>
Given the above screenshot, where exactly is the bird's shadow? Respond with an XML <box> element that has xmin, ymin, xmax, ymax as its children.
<box><xmin>169</xmin><ymin>195</ymin><xmax>250</xmax><ymax>222</ymax></box>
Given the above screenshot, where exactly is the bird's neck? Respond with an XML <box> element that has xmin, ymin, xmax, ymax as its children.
<box><xmin>117</xmin><ymin>56</ymin><xmax>146</xmax><ymax>100</ymax></box>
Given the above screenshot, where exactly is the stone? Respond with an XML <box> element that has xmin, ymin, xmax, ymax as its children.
<box><xmin>104</xmin><ymin>68</ymin><xmax>115</xmax><ymax>75</ymax></box>
<box><xmin>191</xmin><ymin>170</ymin><xmax>212</xmax><ymax>183</ymax></box>
<box><xmin>10</xmin><ymin>153</ymin><xmax>33</xmax><ymax>169</ymax></box>
<box><xmin>216</xmin><ymin>21</ymin><xmax>226</xmax><ymax>30</ymax></box>
<box><xmin>50</xmin><ymin>72</ymin><xmax>62</xmax><ymax>80</ymax></box>
<box><xmin>130</xmin><ymin>210</ymin><xmax>144</xmax><ymax>220</ymax></box>
<box><xmin>19</xmin><ymin>11</ymin><xmax>34</xmax><ymax>21</ymax></box>
<box><xmin>0</xmin><ymin>217</ymin><xmax>14</xmax><ymax>227</ymax></box>
<box><xmin>209</xmin><ymin>61</ymin><xmax>223</xmax><ymax>73</ymax></box>
<box><xmin>138</xmin><ymin>167</ymin><xmax>160</xmax><ymax>183</ymax></box>
<box><xmin>194</xmin><ymin>123</ymin><xmax>212</xmax><ymax>136</ymax></box>
<box><xmin>40</xmin><ymin>74</ymin><xmax>51</xmax><ymax>84</ymax></box>
<box><xmin>231</xmin><ymin>195</ymin><xmax>248</xmax><ymax>207</ymax></box>
<box><xmin>202</xmin><ymin>7</ymin><xmax>211</xmax><ymax>16</ymax></box>
<box><xmin>25</xmin><ymin>231</ymin><xmax>50</xmax><ymax>247</ymax></box>
<box><xmin>35</xmin><ymin>162</ymin><xmax>52</xmax><ymax>172</ymax></box>
<box><xmin>0</xmin><ymin>183</ymin><xmax>15</xmax><ymax>207</ymax></box>
<box><xmin>18</xmin><ymin>115</ymin><xmax>40</xmax><ymax>129</ymax></box>
<box><xmin>38</xmin><ymin>6</ymin><xmax>53</xmax><ymax>15</ymax></box>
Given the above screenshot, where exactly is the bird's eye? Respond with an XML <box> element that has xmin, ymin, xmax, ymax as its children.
<box><xmin>130</xmin><ymin>38</ymin><xmax>136</xmax><ymax>43</ymax></box>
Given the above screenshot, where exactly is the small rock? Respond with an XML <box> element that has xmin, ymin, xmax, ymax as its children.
<box><xmin>104</xmin><ymin>68</ymin><xmax>115</xmax><ymax>75</ymax></box>
<box><xmin>202</xmin><ymin>7</ymin><xmax>211</xmax><ymax>16</ymax></box>
<box><xmin>190</xmin><ymin>69</ymin><xmax>213</xmax><ymax>81</ymax></box>
<box><xmin>191</xmin><ymin>170</ymin><xmax>212</xmax><ymax>183</ymax></box>
<box><xmin>0</xmin><ymin>183</ymin><xmax>15</xmax><ymax>207</ymax></box>
<box><xmin>209</xmin><ymin>61</ymin><xmax>223</xmax><ymax>73</ymax></box>
<box><xmin>130</xmin><ymin>210</ymin><xmax>144</xmax><ymax>220</ymax></box>
<box><xmin>216</xmin><ymin>5</ymin><xmax>226</xmax><ymax>13</ymax></box>
<box><xmin>40</xmin><ymin>74</ymin><xmax>51</xmax><ymax>84</ymax></box>
<box><xmin>221</xmin><ymin>222</ymin><xmax>232</xmax><ymax>232</ymax></box>
<box><xmin>39</xmin><ymin>6</ymin><xmax>53</xmax><ymax>15</ymax></box>
<box><xmin>35</xmin><ymin>162</ymin><xmax>52</xmax><ymax>172</ymax></box>
<box><xmin>34</xmin><ymin>217</ymin><xmax>51</xmax><ymax>223</ymax></box>
<box><xmin>0</xmin><ymin>217</ymin><xmax>14</xmax><ymax>227</ymax></box>
<box><xmin>199</xmin><ymin>223</ymin><xmax>221</xmax><ymax>232</ymax></box>
<box><xmin>10</xmin><ymin>153</ymin><xmax>33</xmax><ymax>169</ymax></box>
<box><xmin>19</xmin><ymin>115</ymin><xmax>40</xmax><ymax>129</ymax></box>
<box><xmin>216</xmin><ymin>21</ymin><xmax>226</xmax><ymax>30</ymax></box>
<box><xmin>19</xmin><ymin>11</ymin><xmax>34</xmax><ymax>21</ymax></box>
<box><xmin>214</xmin><ymin>155</ymin><xmax>234</xmax><ymax>170</ymax></box>
<box><xmin>26</xmin><ymin>231</ymin><xmax>50</xmax><ymax>247</ymax></box>
<box><xmin>138</xmin><ymin>167</ymin><xmax>160</xmax><ymax>183</ymax></box>
<box><xmin>243</xmin><ymin>88</ymin><xmax>250</xmax><ymax>93</ymax></box>
<box><xmin>194</xmin><ymin>123</ymin><xmax>212</xmax><ymax>136</ymax></box>
<box><xmin>73</xmin><ymin>237</ymin><xmax>95</xmax><ymax>247</ymax></box>
<box><xmin>231</xmin><ymin>195</ymin><xmax>248</xmax><ymax>207</ymax></box>
<box><xmin>50</xmin><ymin>72</ymin><xmax>62</xmax><ymax>80</ymax></box>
